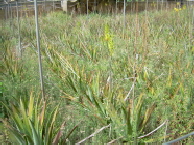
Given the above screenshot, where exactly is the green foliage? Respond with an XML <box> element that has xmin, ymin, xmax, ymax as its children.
<box><xmin>2</xmin><ymin>94</ymin><xmax>77</xmax><ymax>144</ymax></box>
<box><xmin>2</xmin><ymin>7</ymin><xmax>194</xmax><ymax>144</ymax></box>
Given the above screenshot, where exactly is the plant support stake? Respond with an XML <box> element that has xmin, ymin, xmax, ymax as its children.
<box><xmin>162</xmin><ymin>132</ymin><xmax>194</xmax><ymax>145</ymax></box>
<box><xmin>123</xmin><ymin>0</ymin><xmax>126</xmax><ymax>29</ymax></box>
<box><xmin>122</xmin><ymin>0</ymin><xmax>126</xmax><ymax>38</ymax></box>
<box><xmin>16</xmin><ymin>0</ymin><xmax>22</xmax><ymax>57</ymax></box>
<box><xmin>34</xmin><ymin>0</ymin><xmax>45</xmax><ymax>101</ymax></box>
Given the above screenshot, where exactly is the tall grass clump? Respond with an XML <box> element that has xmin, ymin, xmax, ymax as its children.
<box><xmin>2</xmin><ymin>5</ymin><xmax>194</xmax><ymax>144</ymax></box>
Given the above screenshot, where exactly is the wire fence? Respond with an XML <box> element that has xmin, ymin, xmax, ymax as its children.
<box><xmin>0</xmin><ymin>0</ymin><xmax>193</xmax><ymax>18</ymax></box>
<box><xmin>0</xmin><ymin>1</ymin><xmax>62</xmax><ymax>20</ymax></box>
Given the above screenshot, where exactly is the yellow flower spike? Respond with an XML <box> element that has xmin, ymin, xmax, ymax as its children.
<box><xmin>104</xmin><ymin>24</ymin><xmax>115</xmax><ymax>55</ymax></box>
<box><xmin>174</xmin><ymin>8</ymin><xmax>179</xmax><ymax>12</ymax></box>
<box><xmin>143</xmin><ymin>67</ymin><xmax>149</xmax><ymax>81</ymax></box>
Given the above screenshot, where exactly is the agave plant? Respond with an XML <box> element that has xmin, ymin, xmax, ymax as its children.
<box><xmin>41</xmin><ymin>39</ymin><xmax>156</xmax><ymax>142</ymax></box>
<box><xmin>64</xmin><ymin>71</ymin><xmax>156</xmax><ymax>142</ymax></box>
<box><xmin>2</xmin><ymin>93</ymin><xmax>78</xmax><ymax>145</ymax></box>
<box><xmin>2</xmin><ymin>42</ymin><xmax>23</xmax><ymax>82</ymax></box>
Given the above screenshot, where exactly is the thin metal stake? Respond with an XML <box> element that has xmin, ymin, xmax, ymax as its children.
<box><xmin>5</xmin><ymin>6</ymin><xmax>7</xmax><ymax>20</ymax></box>
<box><xmin>123</xmin><ymin>0</ymin><xmax>126</xmax><ymax>37</ymax></box>
<box><xmin>34</xmin><ymin>0</ymin><xmax>45</xmax><ymax>101</ymax></box>
<box><xmin>10</xmin><ymin>2</ymin><xmax>13</xmax><ymax>30</ymax></box>
<box><xmin>163</xmin><ymin>132</ymin><xmax>194</xmax><ymax>145</ymax></box>
<box><xmin>7</xmin><ymin>3</ymin><xmax>10</xmax><ymax>19</ymax></box>
<box><xmin>87</xmin><ymin>0</ymin><xmax>89</xmax><ymax>15</ymax></box>
<box><xmin>16</xmin><ymin>0</ymin><xmax>22</xmax><ymax>58</ymax></box>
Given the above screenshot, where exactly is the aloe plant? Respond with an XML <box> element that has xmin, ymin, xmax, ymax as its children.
<box><xmin>2</xmin><ymin>42</ymin><xmax>23</xmax><ymax>82</ymax></box>
<box><xmin>2</xmin><ymin>5</ymin><xmax>194</xmax><ymax>143</ymax></box>
<box><xmin>63</xmin><ymin>71</ymin><xmax>156</xmax><ymax>142</ymax></box>
<box><xmin>2</xmin><ymin>94</ymin><xmax>78</xmax><ymax>144</ymax></box>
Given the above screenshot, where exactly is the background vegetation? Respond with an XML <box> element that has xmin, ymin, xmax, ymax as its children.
<box><xmin>1</xmin><ymin>3</ymin><xmax>194</xmax><ymax>144</ymax></box>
